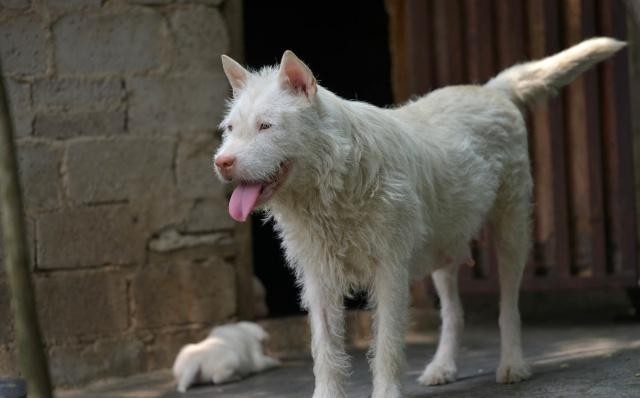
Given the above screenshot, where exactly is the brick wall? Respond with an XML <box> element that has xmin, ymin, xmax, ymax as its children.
<box><xmin>0</xmin><ymin>0</ymin><xmax>241</xmax><ymax>386</ymax></box>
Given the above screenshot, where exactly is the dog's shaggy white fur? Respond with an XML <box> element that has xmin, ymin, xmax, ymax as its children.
<box><xmin>172</xmin><ymin>322</ymin><xmax>280</xmax><ymax>392</ymax></box>
<box><xmin>214</xmin><ymin>38</ymin><xmax>625</xmax><ymax>397</ymax></box>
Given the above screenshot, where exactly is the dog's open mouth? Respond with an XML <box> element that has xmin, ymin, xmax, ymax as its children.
<box><xmin>228</xmin><ymin>161</ymin><xmax>291</xmax><ymax>222</ymax></box>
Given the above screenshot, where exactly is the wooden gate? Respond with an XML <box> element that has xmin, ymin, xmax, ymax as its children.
<box><xmin>387</xmin><ymin>0</ymin><xmax>639</xmax><ymax>292</ymax></box>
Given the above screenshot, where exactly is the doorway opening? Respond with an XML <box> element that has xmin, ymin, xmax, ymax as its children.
<box><xmin>244</xmin><ymin>0</ymin><xmax>394</xmax><ymax>317</ymax></box>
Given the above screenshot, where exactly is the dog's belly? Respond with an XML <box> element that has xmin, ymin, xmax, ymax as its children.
<box><xmin>409</xmin><ymin>236</ymin><xmax>476</xmax><ymax>277</ymax></box>
<box><xmin>271</xmin><ymin>210</ymin><xmax>378</xmax><ymax>285</ymax></box>
<box><xmin>342</xmin><ymin>249</ymin><xmax>379</xmax><ymax>286</ymax></box>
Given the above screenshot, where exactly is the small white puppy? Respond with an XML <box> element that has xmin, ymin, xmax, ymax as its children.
<box><xmin>172</xmin><ymin>321</ymin><xmax>280</xmax><ymax>392</ymax></box>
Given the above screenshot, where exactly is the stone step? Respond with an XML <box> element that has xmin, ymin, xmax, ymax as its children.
<box><xmin>259</xmin><ymin>308</ymin><xmax>440</xmax><ymax>359</ymax></box>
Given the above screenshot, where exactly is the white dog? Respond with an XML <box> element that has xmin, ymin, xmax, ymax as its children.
<box><xmin>172</xmin><ymin>322</ymin><xmax>280</xmax><ymax>392</ymax></box>
<box><xmin>213</xmin><ymin>38</ymin><xmax>624</xmax><ymax>397</ymax></box>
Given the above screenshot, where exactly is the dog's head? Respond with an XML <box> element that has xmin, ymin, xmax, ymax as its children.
<box><xmin>214</xmin><ymin>51</ymin><xmax>319</xmax><ymax>222</ymax></box>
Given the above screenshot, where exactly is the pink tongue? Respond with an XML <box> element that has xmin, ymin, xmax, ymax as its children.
<box><xmin>229</xmin><ymin>184</ymin><xmax>262</xmax><ymax>222</ymax></box>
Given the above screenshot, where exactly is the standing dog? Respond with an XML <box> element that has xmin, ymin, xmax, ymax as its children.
<box><xmin>213</xmin><ymin>38</ymin><xmax>625</xmax><ymax>397</ymax></box>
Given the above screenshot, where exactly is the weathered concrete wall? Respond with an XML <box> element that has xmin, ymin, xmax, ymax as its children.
<box><xmin>0</xmin><ymin>0</ymin><xmax>239</xmax><ymax>386</ymax></box>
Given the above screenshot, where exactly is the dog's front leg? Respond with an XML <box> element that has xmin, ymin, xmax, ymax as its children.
<box><xmin>302</xmin><ymin>269</ymin><xmax>349</xmax><ymax>398</ymax></box>
<box><xmin>371</xmin><ymin>264</ymin><xmax>409</xmax><ymax>398</ymax></box>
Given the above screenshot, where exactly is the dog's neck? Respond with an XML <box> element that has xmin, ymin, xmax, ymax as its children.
<box><xmin>267</xmin><ymin>87</ymin><xmax>400</xmax><ymax>220</ymax></box>
<box><xmin>284</xmin><ymin>87</ymin><xmax>380</xmax><ymax>197</ymax></box>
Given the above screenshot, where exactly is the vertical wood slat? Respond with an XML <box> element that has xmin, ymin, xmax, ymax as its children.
<box><xmin>481</xmin><ymin>0</ymin><xmax>527</xmax><ymax>283</ymax></box>
<box><xmin>526</xmin><ymin>0</ymin><xmax>572</xmax><ymax>279</ymax></box>
<box><xmin>598</xmin><ymin>0</ymin><xmax>618</xmax><ymax>273</ymax></box>
<box><xmin>495</xmin><ymin>0</ymin><xmax>526</xmax><ymax>69</ymax></box>
<box><xmin>433</xmin><ymin>0</ymin><xmax>465</xmax><ymax>85</ymax></box>
<box><xmin>386</xmin><ymin>0</ymin><xmax>438</xmax><ymax>304</ymax></box>
<box><xmin>562</xmin><ymin>0</ymin><xmax>607</xmax><ymax>278</ymax></box>
<box><xmin>527</xmin><ymin>0</ymin><xmax>549</xmax><ymax>275</ymax></box>
<box><xmin>463</xmin><ymin>0</ymin><xmax>497</xmax><ymax>286</ymax></box>
<box><xmin>385</xmin><ymin>0</ymin><xmax>434</xmax><ymax>102</ymax></box>
<box><xmin>464</xmin><ymin>0</ymin><xmax>495</xmax><ymax>83</ymax></box>
<box><xmin>598</xmin><ymin>0</ymin><xmax>638</xmax><ymax>276</ymax></box>
<box><xmin>545</xmin><ymin>1</ymin><xmax>573</xmax><ymax>279</ymax></box>
<box><xmin>628</xmin><ymin>0</ymin><xmax>640</xmax><ymax>287</ymax></box>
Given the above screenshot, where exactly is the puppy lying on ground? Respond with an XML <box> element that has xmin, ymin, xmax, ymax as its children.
<box><xmin>213</xmin><ymin>38</ymin><xmax>625</xmax><ymax>397</ymax></box>
<box><xmin>172</xmin><ymin>322</ymin><xmax>280</xmax><ymax>392</ymax></box>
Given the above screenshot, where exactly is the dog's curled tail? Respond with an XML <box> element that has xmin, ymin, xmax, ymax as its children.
<box><xmin>486</xmin><ymin>37</ymin><xmax>625</xmax><ymax>109</ymax></box>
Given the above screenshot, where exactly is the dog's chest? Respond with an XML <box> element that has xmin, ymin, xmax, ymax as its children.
<box><xmin>273</xmin><ymin>208</ymin><xmax>381</xmax><ymax>284</ymax></box>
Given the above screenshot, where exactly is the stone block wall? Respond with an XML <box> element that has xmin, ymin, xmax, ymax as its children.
<box><xmin>0</xmin><ymin>0</ymin><xmax>241</xmax><ymax>386</ymax></box>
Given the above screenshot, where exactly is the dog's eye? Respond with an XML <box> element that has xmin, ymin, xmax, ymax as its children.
<box><xmin>227</xmin><ymin>124</ymin><xmax>233</xmax><ymax>132</ymax></box>
<box><xmin>259</xmin><ymin>122</ymin><xmax>272</xmax><ymax>131</ymax></box>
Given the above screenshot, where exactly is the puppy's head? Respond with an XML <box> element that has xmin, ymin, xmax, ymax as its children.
<box><xmin>214</xmin><ymin>51</ymin><xmax>318</xmax><ymax>222</ymax></box>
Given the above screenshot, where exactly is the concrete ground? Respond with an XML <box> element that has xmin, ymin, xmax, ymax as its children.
<box><xmin>59</xmin><ymin>320</ymin><xmax>640</xmax><ymax>398</ymax></box>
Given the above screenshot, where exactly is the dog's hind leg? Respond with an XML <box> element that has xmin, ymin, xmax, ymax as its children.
<box><xmin>492</xmin><ymin>192</ymin><xmax>532</xmax><ymax>384</ymax></box>
<box><xmin>371</xmin><ymin>262</ymin><xmax>410</xmax><ymax>398</ymax></box>
<box><xmin>418</xmin><ymin>264</ymin><xmax>462</xmax><ymax>386</ymax></box>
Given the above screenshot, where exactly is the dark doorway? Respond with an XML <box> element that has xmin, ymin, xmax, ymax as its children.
<box><xmin>244</xmin><ymin>0</ymin><xmax>394</xmax><ymax>317</ymax></box>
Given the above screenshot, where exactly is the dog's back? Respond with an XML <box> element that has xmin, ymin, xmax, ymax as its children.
<box><xmin>395</xmin><ymin>85</ymin><xmax>527</xmax><ymax>267</ymax></box>
<box><xmin>389</xmin><ymin>37</ymin><xmax>625</xmax><ymax>273</ymax></box>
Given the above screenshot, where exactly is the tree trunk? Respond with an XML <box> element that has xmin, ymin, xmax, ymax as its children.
<box><xmin>0</xmin><ymin>69</ymin><xmax>52</xmax><ymax>397</ymax></box>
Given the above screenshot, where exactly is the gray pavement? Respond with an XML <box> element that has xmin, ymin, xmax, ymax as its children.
<box><xmin>59</xmin><ymin>322</ymin><xmax>640</xmax><ymax>398</ymax></box>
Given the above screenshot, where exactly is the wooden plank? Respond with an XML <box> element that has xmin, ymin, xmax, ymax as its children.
<box><xmin>460</xmin><ymin>0</ymin><xmax>498</xmax><ymax>287</ymax></box>
<box><xmin>580</xmin><ymin>0</ymin><xmax>606</xmax><ymax>278</ymax></box>
<box><xmin>598</xmin><ymin>0</ymin><xmax>620</xmax><ymax>273</ymax></box>
<box><xmin>386</xmin><ymin>0</ymin><xmax>411</xmax><ymax>101</ymax></box>
<box><xmin>386</xmin><ymin>0</ymin><xmax>438</xmax><ymax>306</ymax></box>
<box><xmin>526</xmin><ymin>0</ymin><xmax>572</xmax><ymax>281</ymax></box>
<box><xmin>483</xmin><ymin>0</ymin><xmax>527</xmax><ymax>283</ymax></box>
<box><xmin>385</xmin><ymin>0</ymin><xmax>434</xmax><ymax>102</ymax></box>
<box><xmin>494</xmin><ymin>0</ymin><xmax>526</xmax><ymax>69</ymax></box>
<box><xmin>528</xmin><ymin>0</ymin><xmax>551</xmax><ymax>277</ymax></box>
<box><xmin>562</xmin><ymin>0</ymin><xmax>607</xmax><ymax>277</ymax></box>
<box><xmin>598</xmin><ymin>0</ymin><xmax>637</xmax><ymax>276</ymax></box>
<box><xmin>406</xmin><ymin>0</ymin><xmax>435</xmax><ymax>95</ymax></box>
<box><xmin>543</xmin><ymin>0</ymin><xmax>573</xmax><ymax>279</ymax></box>
<box><xmin>626</xmin><ymin>0</ymin><xmax>640</xmax><ymax>285</ymax></box>
<box><xmin>464</xmin><ymin>0</ymin><xmax>495</xmax><ymax>83</ymax></box>
<box><xmin>433</xmin><ymin>0</ymin><xmax>465</xmax><ymax>85</ymax></box>
<box><xmin>623</xmin><ymin>0</ymin><xmax>640</xmax><ymax>27</ymax></box>
<box><xmin>495</xmin><ymin>0</ymin><xmax>539</xmax><ymax>279</ymax></box>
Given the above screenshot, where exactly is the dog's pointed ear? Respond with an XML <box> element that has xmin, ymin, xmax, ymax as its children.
<box><xmin>278</xmin><ymin>50</ymin><xmax>317</xmax><ymax>99</ymax></box>
<box><xmin>221</xmin><ymin>54</ymin><xmax>249</xmax><ymax>96</ymax></box>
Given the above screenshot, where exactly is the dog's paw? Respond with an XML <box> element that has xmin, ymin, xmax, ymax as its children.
<box><xmin>256</xmin><ymin>355</ymin><xmax>281</xmax><ymax>371</ymax></box>
<box><xmin>372</xmin><ymin>382</ymin><xmax>402</xmax><ymax>398</ymax></box>
<box><xmin>496</xmin><ymin>361</ymin><xmax>531</xmax><ymax>384</ymax></box>
<box><xmin>417</xmin><ymin>362</ymin><xmax>457</xmax><ymax>386</ymax></box>
<box><xmin>312</xmin><ymin>384</ymin><xmax>347</xmax><ymax>398</ymax></box>
<box><xmin>312</xmin><ymin>389</ymin><xmax>346</xmax><ymax>398</ymax></box>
